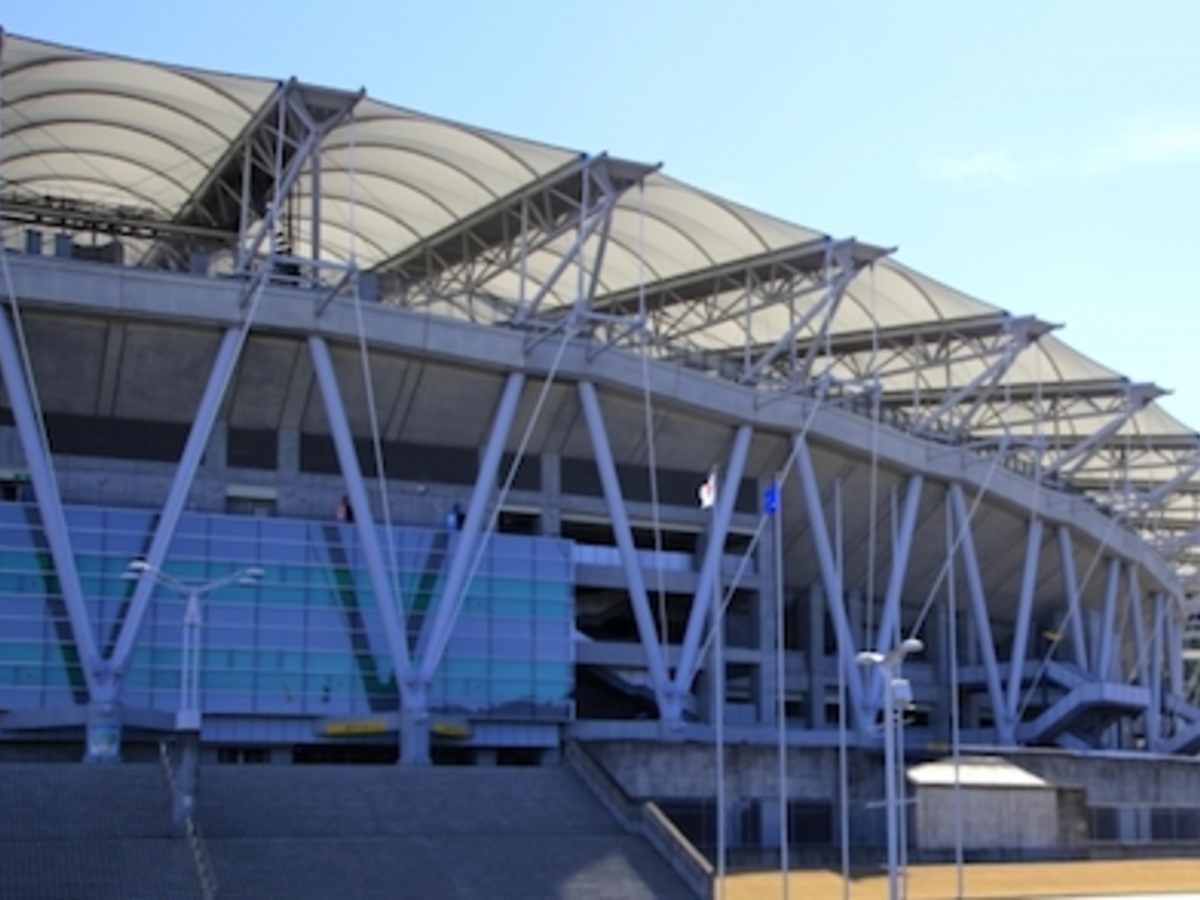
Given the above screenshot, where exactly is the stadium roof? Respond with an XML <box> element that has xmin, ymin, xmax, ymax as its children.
<box><xmin>3</xmin><ymin>30</ymin><xmax>1200</xmax><ymax>569</ymax></box>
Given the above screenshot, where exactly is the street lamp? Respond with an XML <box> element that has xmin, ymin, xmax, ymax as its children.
<box><xmin>125</xmin><ymin>559</ymin><xmax>264</xmax><ymax>731</ymax></box>
<box><xmin>124</xmin><ymin>559</ymin><xmax>262</xmax><ymax>834</ymax></box>
<box><xmin>857</xmin><ymin>637</ymin><xmax>923</xmax><ymax>900</ymax></box>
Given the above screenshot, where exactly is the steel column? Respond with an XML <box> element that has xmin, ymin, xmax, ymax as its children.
<box><xmin>1005</xmin><ymin>517</ymin><xmax>1044</xmax><ymax>721</ymax></box>
<box><xmin>792</xmin><ymin>435</ymin><xmax>868</xmax><ymax>734</ymax></box>
<box><xmin>948</xmin><ymin>484</ymin><xmax>1008</xmax><ymax>743</ymax></box>
<box><xmin>1167</xmin><ymin>609</ymin><xmax>1184</xmax><ymax>698</ymax></box>
<box><xmin>873</xmin><ymin>475</ymin><xmax>924</xmax><ymax>654</ymax></box>
<box><xmin>1148</xmin><ymin>590</ymin><xmax>1164</xmax><ymax>750</ymax></box>
<box><xmin>109</xmin><ymin>328</ymin><xmax>243</xmax><ymax>676</ymax></box>
<box><xmin>1127</xmin><ymin>567</ymin><xmax>1148</xmax><ymax>688</ymax></box>
<box><xmin>1095</xmin><ymin>558</ymin><xmax>1122</xmax><ymax>680</ymax></box>
<box><xmin>0</xmin><ymin>306</ymin><xmax>99</xmax><ymax>691</ymax></box>
<box><xmin>1057</xmin><ymin>527</ymin><xmax>1089</xmax><ymax>670</ymax></box>
<box><xmin>1046</xmin><ymin>384</ymin><xmax>1157</xmax><ymax>478</ymax></box>
<box><xmin>418</xmin><ymin>372</ymin><xmax>526</xmax><ymax>682</ymax></box>
<box><xmin>672</xmin><ymin>425</ymin><xmax>753</xmax><ymax>701</ymax></box>
<box><xmin>576</xmin><ymin>381</ymin><xmax>672</xmax><ymax>716</ymax></box>
<box><xmin>308</xmin><ymin>337</ymin><xmax>413</xmax><ymax>684</ymax></box>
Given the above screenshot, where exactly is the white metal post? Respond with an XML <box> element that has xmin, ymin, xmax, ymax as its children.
<box><xmin>947</xmin><ymin>501</ymin><xmax>964</xmax><ymax>900</ymax></box>
<box><xmin>181</xmin><ymin>591</ymin><xmax>201</xmax><ymax>729</ymax></box>
<box><xmin>126</xmin><ymin>561</ymin><xmax>259</xmax><ymax>832</ymax></box>
<box><xmin>714</xmin><ymin>558</ymin><xmax>726</xmax><ymax>900</ymax></box>
<box><xmin>858</xmin><ymin>639</ymin><xmax>922</xmax><ymax>900</ymax></box>
<box><xmin>773</xmin><ymin>475</ymin><xmax>789</xmax><ymax>899</ymax></box>
<box><xmin>883</xmin><ymin>674</ymin><xmax>899</xmax><ymax>900</ymax></box>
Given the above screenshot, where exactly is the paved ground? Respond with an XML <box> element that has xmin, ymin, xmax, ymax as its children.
<box><xmin>724</xmin><ymin>858</ymin><xmax>1200</xmax><ymax>900</ymax></box>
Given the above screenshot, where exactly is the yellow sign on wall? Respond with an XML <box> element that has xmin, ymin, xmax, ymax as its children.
<box><xmin>323</xmin><ymin>719</ymin><xmax>389</xmax><ymax>736</ymax></box>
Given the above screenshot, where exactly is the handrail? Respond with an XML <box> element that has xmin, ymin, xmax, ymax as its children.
<box><xmin>159</xmin><ymin>741</ymin><xmax>220</xmax><ymax>900</ymax></box>
<box><xmin>565</xmin><ymin>740</ymin><xmax>714</xmax><ymax>900</ymax></box>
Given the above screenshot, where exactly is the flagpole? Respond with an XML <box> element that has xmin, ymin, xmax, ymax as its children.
<box><xmin>715</xmin><ymin>565</ymin><xmax>726</xmax><ymax>900</ymax></box>
<box><xmin>703</xmin><ymin>468</ymin><xmax>727</xmax><ymax>900</ymax></box>
<box><xmin>836</xmin><ymin>477</ymin><xmax>851</xmax><ymax>900</ymax></box>
<box><xmin>771</xmin><ymin>475</ymin><xmax>789</xmax><ymax>900</ymax></box>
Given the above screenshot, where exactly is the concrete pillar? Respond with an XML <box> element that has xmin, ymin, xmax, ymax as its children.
<box><xmin>206</xmin><ymin>423</ymin><xmax>228</xmax><ymax>472</ymax></box>
<box><xmin>278</xmin><ymin>428</ymin><xmax>300</xmax><ymax>478</ymax></box>
<box><xmin>84</xmin><ymin>701</ymin><xmax>122</xmax><ymax>764</ymax></box>
<box><xmin>400</xmin><ymin>697</ymin><xmax>432</xmax><ymax>766</ymax></box>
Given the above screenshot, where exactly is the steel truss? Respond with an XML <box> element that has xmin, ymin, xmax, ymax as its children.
<box><xmin>601</xmin><ymin>238</ymin><xmax>887</xmax><ymax>384</ymax></box>
<box><xmin>145</xmin><ymin>79</ymin><xmax>364</xmax><ymax>275</ymax></box>
<box><xmin>373</xmin><ymin>155</ymin><xmax>656</xmax><ymax>326</ymax></box>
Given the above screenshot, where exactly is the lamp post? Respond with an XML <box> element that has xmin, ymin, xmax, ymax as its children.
<box><xmin>857</xmin><ymin>637</ymin><xmax>923</xmax><ymax>900</ymax></box>
<box><xmin>124</xmin><ymin>559</ymin><xmax>262</xmax><ymax>832</ymax></box>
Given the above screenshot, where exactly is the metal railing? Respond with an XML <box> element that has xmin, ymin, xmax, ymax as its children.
<box><xmin>565</xmin><ymin>740</ymin><xmax>714</xmax><ymax>899</ymax></box>
<box><xmin>159</xmin><ymin>741</ymin><xmax>220</xmax><ymax>900</ymax></box>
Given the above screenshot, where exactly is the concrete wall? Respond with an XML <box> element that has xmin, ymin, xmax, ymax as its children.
<box><xmin>915</xmin><ymin>785</ymin><xmax>1058</xmax><ymax>851</ymax></box>
<box><xmin>1012</xmin><ymin>749</ymin><xmax>1200</xmax><ymax>805</ymax></box>
<box><xmin>588</xmin><ymin>741</ymin><xmax>881</xmax><ymax>803</ymax></box>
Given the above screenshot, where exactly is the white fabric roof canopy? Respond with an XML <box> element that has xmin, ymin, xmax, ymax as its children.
<box><xmin>3</xmin><ymin>30</ymin><xmax>1199</xmax><ymax>561</ymax></box>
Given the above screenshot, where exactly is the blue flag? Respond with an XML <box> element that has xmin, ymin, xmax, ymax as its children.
<box><xmin>764</xmin><ymin>482</ymin><xmax>780</xmax><ymax>515</ymax></box>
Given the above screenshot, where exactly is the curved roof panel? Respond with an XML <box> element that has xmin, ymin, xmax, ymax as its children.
<box><xmin>1</xmin><ymin>35</ymin><xmax>272</xmax><ymax>211</ymax></box>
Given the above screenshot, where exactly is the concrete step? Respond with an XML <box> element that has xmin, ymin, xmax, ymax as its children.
<box><xmin>198</xmin><ymin>764</ymin><xmax>693</xmax><ymax>899</ymax></box>
<box><xmin>198</xmin><ymin>764</ymin><xmax>625</xmax><ymax>839</ymax></box>
<box><xmin>0</xmin><ymin>763</ymin><xmax>171</xmax><ymax>839</ymax></box>
<box><xmin>0</xmin><ymin>837</ymin><xmax>198</xmax><ymax>899</ymax></box>
<box><xmin>207</xmin><ymin>834</ymin><xmax>691</xmax><ymax>900</ymax></box>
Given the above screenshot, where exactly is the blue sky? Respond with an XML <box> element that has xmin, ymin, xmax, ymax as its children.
<box><xmin>5</xmin><ymin>1</ymin><xmax>1199</xmax><ymax>425</ymax></box>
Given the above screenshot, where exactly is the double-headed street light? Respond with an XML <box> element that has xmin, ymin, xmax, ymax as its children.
<box><xmin>124</xmin><ymin>560</ymin><xmax>264</xmax><ymax>732</ymax></box>
<box><xmin>125</xmin><ymin>559</ymin><xmax>262</xmax><ymax>833</ymax></box>
<box><xmin>857</xmin><ymin>637</ymin><xmax>923</xmax><ymax>900</ymax></box>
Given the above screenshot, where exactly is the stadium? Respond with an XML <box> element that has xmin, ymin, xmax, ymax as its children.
<box><xmin>1</xmin><ymin>27</ymin><xmax>1199</xmax><ymax>898</ymax></box>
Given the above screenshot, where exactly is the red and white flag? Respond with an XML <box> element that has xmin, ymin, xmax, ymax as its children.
<box><xmin>698</xmin><ymin>470</ymin><xmax>717</xmax><ymax>509</ymax></box>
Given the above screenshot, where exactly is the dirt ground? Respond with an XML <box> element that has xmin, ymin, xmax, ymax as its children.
<box><xmin>724</xmin><ymin>858</ymin><xmax>1200</xmax><ymax>899</ymax></box>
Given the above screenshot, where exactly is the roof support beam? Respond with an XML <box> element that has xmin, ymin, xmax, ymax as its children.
<box><xmin>510</xmin><ymin>158</ymin><xmax>647</xmax><ymax>328</ymax></box>
<box><xmin>235</xmin><ymin>83</ymin><xmax>364</xmax><ymax>275</ymax></box>
<box><xmin>740</xmin><ymin>240</ymin><xmax>859</xmax><ymax>387</ymax></box>
<box><xmin>381</xmin><ymin>156</ymin><xmax>655</xmax><ymax>325</ymax></box>
<box><xmin>1045</xmin><ymin>384</ymin><xmax>1160</xmax><ymax>478</ymax></box>
<box><xmin>913</xmin><ymin>317</ymin><xmax>1038</xmax><ymax>437</ymax></box>
<box><xmin>143</xmin><ymin>79</ymin><xmax>362</xmax><ymax>271</ymax></box>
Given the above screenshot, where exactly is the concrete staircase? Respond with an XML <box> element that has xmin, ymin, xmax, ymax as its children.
<box><xmin>0</xmin><ymin>762</ymin><xmax>200</xmax><ymax>899</ymax></box>
<box><xmin>198</xmin><ymin>763</ymin><xmax>693</xmax><ymax>899</ymax></box>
